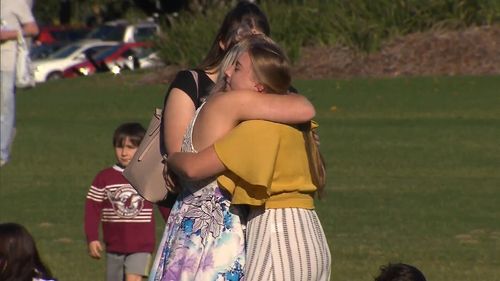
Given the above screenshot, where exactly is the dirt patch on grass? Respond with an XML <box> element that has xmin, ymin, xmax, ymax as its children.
<box><xmin>293</xmin><ymin>25</ymin><xmax>500</xmax><ymax>79</ymax></box>
<box><xmin>140</xmin><ymin>25</ymin><xmax>500</xmax><ymax>84</ymax></box>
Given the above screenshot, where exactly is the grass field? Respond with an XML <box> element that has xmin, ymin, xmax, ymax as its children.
<box><xmin>1</xmin><ymin>73</ymin><xmax>499</xmax><ymax>281</ymax></box>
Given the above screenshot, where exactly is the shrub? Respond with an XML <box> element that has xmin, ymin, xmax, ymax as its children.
<box><xmin>154</xmin><ymin>9</ymin><xmax>225</xmax><ymax>68</ymax></box>
<box><xmin>154</xmin><ymin>0</ymin><xmax>500</xmax><ymax>66</ymax></box>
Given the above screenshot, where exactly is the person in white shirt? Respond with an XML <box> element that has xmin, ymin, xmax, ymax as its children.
<box><xmin>0</xmin><ymin>0</ymin><xmax>39</xmax><ymax>167</ymax></box>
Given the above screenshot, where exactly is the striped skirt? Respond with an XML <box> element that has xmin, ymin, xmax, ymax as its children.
<box><xmin>245</xmin><ymin>208</ymin><xmax>331</xmax><ymax>281</ymax></box>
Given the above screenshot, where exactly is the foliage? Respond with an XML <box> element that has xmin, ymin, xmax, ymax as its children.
<box><xmin>154</xmin><ymin>9</ymin><xmax>226</xmax><ymax>67</ymax></box>
<box><xmin>153</xmin><ymin>0</ymin><xmax>500</xmax><ymax>66</ymax></box>
<box><xmin>33</xmin><ymin>0</ymin><xmax>159</xmax><ymax>26</ymax></box>
<box><xmin>33</xmin><ymin>0</ymin><xmax>61</xmax><ymax>25</ymax></box>
<box><xmin>1</xmin><ymin>74</ymin><xmax>499</xmax><ymax>281</ymax></box>
<box><xmin>323</xmin><ymin>0</ymin><xmax>500</xmax><ymax>52</ymax></box>
<box><xmin>33</xmin><ymin>0</ymin><xmax>500</xmax><ymax>63</ymax></box>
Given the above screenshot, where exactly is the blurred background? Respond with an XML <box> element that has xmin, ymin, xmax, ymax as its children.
<box><xmin>29</xmin><ymin>0</ymin><xmax>500</xmax><ymax>84</ymax></box>
<box><xmin>2</xmin><ymin>1</ymin><xmax>499</xmax><ymax>280</ymax></box>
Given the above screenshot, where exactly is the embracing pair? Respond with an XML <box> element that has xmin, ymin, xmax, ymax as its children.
<box><xmin>149</xmin><ymin>3</ymin><xmax>331</xmax><ymax>281</ymax></box>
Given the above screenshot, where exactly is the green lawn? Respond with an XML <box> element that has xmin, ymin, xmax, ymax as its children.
<box><xmin>1</xmin><ymin>73</ymin><xmax>499</xmax><ymax>281</ymax></box>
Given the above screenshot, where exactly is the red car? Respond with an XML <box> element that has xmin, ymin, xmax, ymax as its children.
<box><xmin>62</xmin><ymin>42</ymin><xmax>151</xmax><ymax>78</ymax></box>
<box><xmin>35</xmin><ymin>26</ymin><xmax>90</xmax><ymax>45</ymax></box>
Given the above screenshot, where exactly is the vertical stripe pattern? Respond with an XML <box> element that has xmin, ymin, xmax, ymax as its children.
<box><xmin>245</xmin><ymin>208</ymin><xmax>331</xmax><ymax>281</ymax></box>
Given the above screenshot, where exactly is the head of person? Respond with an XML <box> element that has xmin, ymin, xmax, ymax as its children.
<box><xmin>198</xmin><ymin>1</ymin><xmax>271</xmax><ymax>73</ymax></box>
<box><xmin>374</xmin><ymin>263</ymin><xmax>427</xmax><ymax>281</ymax></box>
<box><xmin>221</xmin><ymin>35</ymin><xmax>291</xmax><ymax>95</ymax></box>
<box><xmin>112</xmin><ymin>122</ymin><xmax>146</xmax><ymax>168</ymax></box>
<box><xmin>0</xmin><ymin>223</ymin><xmax>53</xmax><ymax>281</ymax></box>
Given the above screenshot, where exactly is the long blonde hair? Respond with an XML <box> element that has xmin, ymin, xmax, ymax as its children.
<box><xmin>211</xmin><ymin>34</ymin><xmax>291</xmax><ymax>95</ymax></box>
<box><xmin>247</xmin><ymin>36</ymin><xmax>291</xmax><ymax>94</ymax></box>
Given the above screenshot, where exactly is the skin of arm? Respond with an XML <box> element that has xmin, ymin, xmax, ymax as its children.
<box><xmin>168</xmin><ymin>89</ymin><xmax>315</xmax><ymax>181</ymax></box>
<box><xmin>214</xmin><ymin>90</ymin><xmax>316</xmax><ymax>123</ymax></box>
<box><xmin>168</xmin><ymin>146</ymin><xmax>225</xmax><ymax>181</ymax></box>
<box><xmin>0</xmin><ymin>22</ymin><xmax>39</xmax><ymax>41</ymax></box>
<box><xmin>162</xmin><ymin>88</ymin><xmax>197</xmax><ymax>154</ymax></box>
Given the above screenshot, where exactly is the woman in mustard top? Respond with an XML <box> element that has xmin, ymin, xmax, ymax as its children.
<box><xmin>168</xmin><ymin>36</ymin><xmax>331</xmax><ymax>281</ymax></box>
<box><xmin>152</xmin><ymin>34</ymin><xmax>319</xmax><ymax>280</ymax></box>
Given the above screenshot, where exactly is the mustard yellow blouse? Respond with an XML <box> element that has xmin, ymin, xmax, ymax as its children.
<box><xmin>214</xmin><ymin>120</ymin><xmax>317</xmax><ymax>209</ymax></box>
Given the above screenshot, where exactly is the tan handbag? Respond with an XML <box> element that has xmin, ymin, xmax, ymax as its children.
<box><xmin>123</xmin><ymin>70</ymin><xmax>199</xmax><ymax>202</ymax></box>
<box><xmin>123</xmin><ymin>108</ymin><xmax>171</xmax><ymax>202</ymax></box>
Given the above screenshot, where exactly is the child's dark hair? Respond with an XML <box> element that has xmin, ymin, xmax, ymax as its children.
<box><xmin>0</xmin><ymin>223</ymin><xmax>54</xmax><ymax>281</ymax></box>
<box><xmin>374</xmin><ymin>263</ymin><xmax>427</xmax><ymax>281</ymax></box>
<box><xmin>112</xmin><ymin>122</ymin><xmax>146</xmax><ymax>148</ymax></box>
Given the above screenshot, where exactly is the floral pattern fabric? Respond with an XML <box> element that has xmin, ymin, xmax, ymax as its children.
<box><xmin>149</xmin><ymin>104</ymin><xmax>246</xmax><ymax>281</ymax></box>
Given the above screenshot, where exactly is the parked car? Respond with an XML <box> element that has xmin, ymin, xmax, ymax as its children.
<box><xmin>32</xmin><ymin>40</ymin><xmax>118</xmax><ymax>82</ymax></box>
<box><xmin>137</xmin><ymin>50</ymin><xmax>164</xmax><ymax>69</ymax></box>
<box><xmin>62</xmin><ymin>42</ymin><xmax>153</xmax><ymax>78</ymax></box>
<box><xmin>85</xmin><ymin>20</ymin><xmax>160</xmax><ymax>43</ymax></box>
<box><xmin>30</xmin><ymin>42</ymin><xmax>65</xmax><ymax>60</ymax></box>
<box><xmin>35</xmin><ymin>26</ymin><xmax>90</xmax><ymax>45</ymax></box>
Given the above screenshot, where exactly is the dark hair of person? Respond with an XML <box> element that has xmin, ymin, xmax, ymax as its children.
<box><xmin>374</xmin><ymin>263</ymin><xmax>427</xmax><ymax>281</ymax></box>
<box><xmin>112</xmin><ymin>122</ymin><xmax>146</xmax><ymax>148</ymax></box>
<box><xmin>0</xmin><ymin>223</ymin><xmax>54</xmax><ymax>281</ymax></box>
<box><xmin>198</xmin><ymin>1</ymin><xmax>270</xmax><ymax>73</ymax></box>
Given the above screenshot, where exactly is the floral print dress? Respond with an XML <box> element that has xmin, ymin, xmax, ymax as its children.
<box><xmin>149</xmin><ymin>104</ymin><xmax>246</xmax><ymax>281</ymax></box>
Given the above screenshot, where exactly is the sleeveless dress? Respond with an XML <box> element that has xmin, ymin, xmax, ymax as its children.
<box><xmin>149</xmin><ymin>104</ymin><xmax>246</xmax><ymax>281</ymax></box>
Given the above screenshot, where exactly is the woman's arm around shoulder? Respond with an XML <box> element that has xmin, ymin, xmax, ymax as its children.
<box><xmin>209</xmin><ymin>90</ymin><xmax>315</xmax><ymax>124</ymax></box>
<box><xmin>168</xmin><ymin>146</ymin><xmax>225</xmax><ymax>181</ymax></box>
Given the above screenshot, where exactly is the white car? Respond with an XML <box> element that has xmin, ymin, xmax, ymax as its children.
<box><xmin>32</xmin><ymin>40</ymin><xmax>118</xmax><ymax>82</ymax></box>
<box><xmin>86</xmin><ymin>20</ymin><xmax>160</xmax><ymax>43</ymax></box>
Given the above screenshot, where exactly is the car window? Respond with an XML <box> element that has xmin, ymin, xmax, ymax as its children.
<box><xmin>131</xmin><ymin>47</ymin><xmax>153</xmax><ymax>59</ymax></box>
<box><xmin>120</xmin><ymin>49</ymin><xmax>135</xmax><ymax>58</ymax></box>
<box><xmin>94</xmin><ymin>45</ymin><xmax>122</xmax><ymax>60</ymax></box>
<box><xmin>51</xmin><ymin>29</ymin><xmax>89</xmax><ymax>42</ymax></box>
<box><xmin>31</xmin><ymin>44</ymin><xmax>64</xmax><ymax>60</ymax></box>
<box><xmin>67</xmin><ymin>29</ymin><xmax>90</xmax><ymax>41</ymax></box>
<box><xmin>134</xmin><ymin>27</ymin><xmax>157</xmax><ymax>42</ymax></box>
<box><xmin>87</xmin><ymin>25</ymin><xmax>126</xmax><ymax>41</ymax></box>
<box><xmin>49</xmin><ymin>44</ymin><xmax>80</xmax><ymax>59</ymax></box>
<box><xmin>83</xmin><ymin>46</ymin><xmax>114</xmax><ymax>58</ymax></box>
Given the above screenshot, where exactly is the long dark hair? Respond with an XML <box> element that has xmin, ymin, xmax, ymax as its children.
<box><xmin>198</xmin><ymin>1</ymin><xmax>270</xmax><ymax>73</ymax></box>
<box><xmin>0</xmin><ymin>223</ymin><xmax>54</xmax><ymax>281</ymax></box>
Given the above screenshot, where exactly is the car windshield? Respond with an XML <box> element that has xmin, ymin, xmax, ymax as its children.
<box><xmin>48</xmin><ymin>44</ymin><xmax>81</xmax><ymax>59</ymax></box>
<box><xmin>86</xmin><ymin>25</ymin><xmax>125</xmax><ymax>41</ymax></box>
<box><xmin>51</xmin><ymin>29</ymin><xmax>90</xmax><ymax>42</ymax></box>
<box><xmin>31</xmin><ymin>44</ymin><xmax>64</xmax><ymax>60</ymax></box>
<box><xmin>133</xmin><ymin>47</ymin><xmax>153</xmax><ymax>59</ymax></box>
<box><xmin>94</xmin><ymin>45</ymin><xmax>122</xmax><ymax>60</ymax></box>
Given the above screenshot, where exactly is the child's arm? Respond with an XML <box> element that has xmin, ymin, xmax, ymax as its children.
<box><xmin>84</xmin><ymin>174</ymin><xmax>105</xmax><ymax>259</ymax></box>
<box><xmin>88</xmin><ymin>241</ymin><xmax>103</xmax><ymax>259</ymax></box>
<box><xmin>84</xmin><ymin>198</ymin><xmax>104</xmax><ymax>259</ymax></box>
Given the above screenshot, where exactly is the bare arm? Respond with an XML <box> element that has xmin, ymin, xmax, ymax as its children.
<box><xmin>162</xmin><ymin>88</ymin><xmax>196</xmax><ymax>154</ymax></box>
<box><xmin>22</xmin><ymin>22</ymin><xmax>39</xmax><ymax>37</ymax></box>
<box><xmin>212</xmin><ymin>90</ymin><xmax>315</xmax><ymax>124</ymax></box>
<box><xmin>167</xmin><ymin>146</ymin><xmax>225</xmax><ymax>181</ymax></box>
<box><xmin>0</xmin><ymin>22</ymin><xmax>38</xmax><ymax>41</ymax></box>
